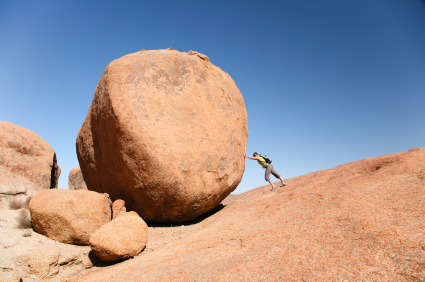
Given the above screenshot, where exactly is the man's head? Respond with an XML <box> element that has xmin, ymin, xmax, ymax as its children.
<box><xmin>253</xmin><ymin>152</ymin><xmax>258</xmax><ymax>157</ymax></box>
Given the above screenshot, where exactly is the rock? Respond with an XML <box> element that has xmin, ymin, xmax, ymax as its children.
<box><xmin>0</xmin><ymin>167</ymin><xmax>39</xmax><ymax>209</ymax></box>
<box><xmin>112</xmin><ymin>199</ymin><xmax>126</xmax><ymax>219</ymax></box>
<box><xmin>89</xmin><ymin>215</ymin><xmax>148</xmax><ymax>261</ymax></box>
<box><xmin>68</xmin><ymin>148</ymin><xmax>425</xmax><ymax>281</ymax></box>
<box><xmin>76</xmin><ymin>49</ymin><xmax>248</xmax><ymax>222</ymax></box>
<box><xmin>0</xmin><ymin>268</ymin><xmax>22</xmax><ymax>282</ymax></box>
<box><xmin>16</xmin><ymin>245</ymin><xmax>91</xmax><ymax>279</ymax></box>
<box><xmin>68</xmin><ymin>167</ymin><xmax>87</xmax><ymax>190</ymax></box>
<box><xmin>117</xmin><ymin>211</ymin><xmax>139</xmax><ymax>218</ymax></box>
<box><xmin>29</xmin><ymin>189</ymin><xmax>111</xmax><ymax>245</ymax></box>
<box><xmin>0</xmin><ymin>121</ymin><xmax>61</xmax><ymax>190</ymax></box>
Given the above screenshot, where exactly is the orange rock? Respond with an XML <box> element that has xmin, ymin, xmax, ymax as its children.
<box><xmin>76</xmin><ymin>49</ymin><xmax>248</xmax><ymax>222</ymax></box>
<box><xmin>29</xmin><ymin>189</ymin><xmax>111</xmax><ymax>245</ymax></box>
<box><xmin>16</xmin><ymin>245</ymin><xmax>91</xmax><ymax>279</ymax></box>
<box><xmin>68</xmin><ymin>167</ymin><xmax>87</xmax><ymax>190</ymax></box>
<box><xmin>89</xmin><ymin>215</ymin><xmax>148</xmax><ymax>261</ymax></box>
<box><xmin>116</xmin><ymin>211</ymin><xmax>139</xmax><ymax>218</ymax></box>
<box><xmin>112</xmin><ymin>199</ymin><xmax>126</xmax><ymax>219</ymax></box>
<box><xmin>0</xmin><ymin>167</ymin><xmax>40</xmax><ymax>209</ymax></box>
<box><xmin>68</xmin><ymin>148</ymin><xmax>425</xmax><ymax>281</ymax></box>
<box><xmin>0</xmin><ymin>121</ymin><xmax>60</xmax><ymax>190</ymax></box>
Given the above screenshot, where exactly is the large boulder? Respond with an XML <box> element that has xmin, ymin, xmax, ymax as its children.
<box><xmin>68</xmin><ymin>166</ymin><xmax>87</xmax><ymax>190</ymax></box>
<box><xmin>76</xmin><ymin>48</ymin><xmax>248</xmax><ymax>222</ymax></box>
<box><xmin>89</xmin><ymin>214</ymin><xmax>148</xmax><ymax>261</ymax></box>
<box><xmin>29</xmin><ymin>189</ymin><xmax>112</xmax><ymax>245</ymax></box>
<box><xmin>0</xmin><ymin>121</ymin><xmax>61</xmax><ymax>190</ymax></box>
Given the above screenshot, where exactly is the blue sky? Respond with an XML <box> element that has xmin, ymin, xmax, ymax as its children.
<box><xmin>1</xmin><ymin>0</ymin><xmax>424</xmax><ymax>194</ymax></box>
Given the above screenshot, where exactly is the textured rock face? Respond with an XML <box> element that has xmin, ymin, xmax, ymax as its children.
<box><xmin>89</xmin><ymin>215</ymin><xmax>148</xmax><ymax>261</ymax></box>
<box><xmin>0</xmin><ymin>268</ymin><xmax>22</xmax><ymax>282</ymax></box>
<box><xmin>69</xmin><ymin>148</ymin><xmax>425</xmax><ymax>282</ymax></box>
<box><xmin>16</xmin><ymin>245</ymin><xmax>92</xmax><ymax>278</ymax></box>
<box><xmin>29</xmin><ymin>189</ymin><xmax>112</xmax><ymax>245</ymax></box>
<box><xmin>68</xmin><ymin>167</ymin><xmax>87</xmax><ymax>190</ymax></box>
<box><xmin>0</xmin><ymin>121</ymin><xmax>61</xmax><ymax>190</ymax></box>
<box><xmin>0</xmin><ymin>167</ymin><xmax>39</xmax><ymax>209</ymax></box>
<box><xmin>76</xmin><ymin>49</ymin><xmax>248</xmax><ymax>222</ymax></box>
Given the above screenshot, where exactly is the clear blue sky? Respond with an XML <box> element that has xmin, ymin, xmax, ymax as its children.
<box><xmin>1</xmin><ymin>0</ymin><xmax>424</xmax><ymax>194</ymax></box>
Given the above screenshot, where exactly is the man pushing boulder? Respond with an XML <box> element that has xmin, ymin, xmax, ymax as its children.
<box><xmin>245</xmin><ymin>152</ymin><xmax>287</xmax><ymax>191</ymax></box>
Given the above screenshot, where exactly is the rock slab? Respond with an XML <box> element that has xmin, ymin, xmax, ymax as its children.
<box><xmin>76</xmin><ymin>49</ymin><xmax>248</xmax><ymax>222</ymax></box>
<box><xmin>68</xmin><ymin>166</ymin><xmax>87</xmax><ymax>190</ymax></box>
<box><xmin>89</xmin><ymin>214</ymin><xmax>148</xmax><ymax>261</ymax></box>
<box><xmin>29</xmin><ymin>189</ymin><xmax>111</xmax><ymax>245</ymax></box>
<box><xmin>16</xmin><ymin>245</ymin><xmax>92</xmax><ymax>279</ymax></box>
<box><xmin>68</xmin><ymin>148</ymin><xmax>425</xmax><ymax>281</ymax></box>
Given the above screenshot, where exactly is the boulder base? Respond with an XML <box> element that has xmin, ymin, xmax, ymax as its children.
<box><xmin>29</xmin><ymin>190</ymin><xmax>111</xmax><ymax>245</ymax></box>
<box><xmin>76</xmin><ymin>49</ymin><xmax>248</xmax><ymax>222</ymax></box>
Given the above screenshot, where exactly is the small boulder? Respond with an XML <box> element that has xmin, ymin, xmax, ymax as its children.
<box><xmin>68</xmin><ymin>167</ymin><xmax>87</xmax><ymax>190</ymax></box>
<box><xmin>29</xmin><ymin>189</ymin><xmax>111</xmax><ymax>245</ymax></box>
<box><xmin>112</xmin><ymin>199</ymin><xmax>126</xmax><ymax>219</ymax></box>
<box><xmin>89</xmin><ymin>215</ymin><xmax>148</xmax><ymax>261</ymax></box>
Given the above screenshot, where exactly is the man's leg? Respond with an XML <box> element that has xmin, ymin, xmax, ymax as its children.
<box><xmin>265</xmin><ymin>165</ymin><xmax>276</xmax><ymax>191</ymax></box>
<box><xmin>270</xmin><ymin>167</ymin><xmax>286</xmax><ymax>187</ymax></box>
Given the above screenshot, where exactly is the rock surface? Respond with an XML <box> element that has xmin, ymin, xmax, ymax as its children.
<box><xmin>68</xmin><ymin>167</ymin><xmax>87</xmax><ymax>190</ymax></box>
<box><xmin>90</xmin><ymin>215</ymin><xmax>148</xmax><ymax>261</ymax></box>
<box><xmin>0</xmin><ymin>268</ymin><xmax>22</xmax><ymax>282</ymax></box>
<box><xmin>16</xmin><ymin>245</ymin><xmax>92</xmax><ymax>279</ymax></box>
<box><xmin>69</xmin><ymin>148</ymin><xmax>425</xmax><ymax>281</ymax></box>
<box><xmin>0</xmin><ymin>167</ymin><xmax>39</xmax><ymax>209</ymax></box>
<box><xmin>0</xmin><ymin>208</ymin><xmax>93</xmax><ymax>282</ymax></box>
<box><xmin>0</xmin><ymin>121</ymin><xmax>61</xmax><ymax>190</ymax></box>
<box><xmin>29</xmin><ymin>189</ymin><xmax>111</xmax><ymax>245</ymax></box>
<box><xmin>76</xmin><ymin>48</ymin><xmax>248</xmax><ymax>222</ymax></box>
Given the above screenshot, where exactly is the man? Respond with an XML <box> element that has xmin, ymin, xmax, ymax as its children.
<box><xmin>245</xmin><ymin>152</ymin><xmax>286</xmax><ymax>191</ymax></box>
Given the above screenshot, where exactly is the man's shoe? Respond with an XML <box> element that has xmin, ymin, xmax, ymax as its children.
<box><xmin>271</xmin><ymin>185</ymin><xmax>277</xmax><ymax>191</ymax></box>
<box><xmin>280</xmin><ymin>183</ymin><xmax>286</xmax><ymax>187</ymax></box>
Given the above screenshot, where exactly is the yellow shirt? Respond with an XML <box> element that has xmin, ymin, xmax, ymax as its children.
<box><xmin>257</xmin><ymin>156</ymin><xmax>268</xmax><ymax>168</ymax></box>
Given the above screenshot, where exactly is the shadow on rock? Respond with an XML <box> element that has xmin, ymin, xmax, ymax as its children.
<box><xmin>88</xmin><ymin>250</ymin><xmax>128</xmax><ymax>268</ymax></box>
<box><xmin>147</xmin><ymin>203</ymin><xmax>225</xmax><ymax>228</ymax></box>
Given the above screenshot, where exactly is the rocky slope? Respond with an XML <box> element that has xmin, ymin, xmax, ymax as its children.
<box><xmin>67</xmin><ymin>148</ymin><xmax>425</xmax><ymax>281</ymax></box>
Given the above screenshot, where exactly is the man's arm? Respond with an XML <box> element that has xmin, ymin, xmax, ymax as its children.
<box><xmin>245</xmin><ymin>156</ymin><xmax>259</xmax><ymax>160</ymax></box>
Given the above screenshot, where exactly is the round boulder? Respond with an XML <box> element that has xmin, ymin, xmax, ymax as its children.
<box><xmin>89</xmin><ymin>215</ymin><xmax>148</xmax><ymax>261</ymax></box>
<box><xmin>29</xmin><ymin>189</ymin><xmax>111</xmax><ymax>245</ymax></box>
<box><xmin>76</xmin><ymin>49</ymin><xmax>248</xmax><ymax>222</ymax></box>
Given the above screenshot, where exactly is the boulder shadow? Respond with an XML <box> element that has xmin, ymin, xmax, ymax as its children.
<box><xmin>147</xmin><ymin>203</ymin><xmax>225</xmax><ymax>228</ymax></box>
<box><xmin>88</xmin><ymin>249</ymin><xmax>141</xmax><ymax>267</ymax></box>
